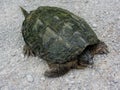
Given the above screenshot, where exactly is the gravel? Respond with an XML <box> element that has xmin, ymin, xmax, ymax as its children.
<box><xmin>26</xmin><ymin>74</ymin><xmax>34</xmax><ymax>82</ymax></box>
<box><xmin>0</xmin><ymin>0</ymin><xmax>120</xmax><ymax>90</ymax></box>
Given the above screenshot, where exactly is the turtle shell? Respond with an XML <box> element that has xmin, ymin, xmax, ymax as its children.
<box><xmin>22</xmin><ymin>6</ymin><xmax>99</xmax><ymax>63</ymax></box>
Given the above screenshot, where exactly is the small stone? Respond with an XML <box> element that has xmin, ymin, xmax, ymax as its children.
<box><xmin>65</xmin><ymin>78</ymin><xmax>70</xmax><ymax>82</ymax></box>
<box><xmin>40</xmin><ymin>77</ymin><xmax>45</xmax><ymax>81</ymax></box>
<box><xmin>105</xmin><ymin>11</ymin><xmax>109</xmax><ymax>15</ymax></box>
<box><xmin>69</xmin><ymin>73</ymin><xmax>75</xmax><ymax>78</ymax></box>
<box><xmin>26</xmin><ymin>74</ymin><xmax>34</xmax><ymax>82</ymax></box>
<box><xmin>11</xmin><ymin>53</ymin><xmax>16</xmax><ymax>57</ymax></box>
<box><xmin>69</xmin><ymin>81</ymin><xmax>75</xmax><ymax>84</ymax></box>
<box><xmin>21</xmin><ymin>54</ymin><xmax>24</xmax><ymax>58</ymax></box>
<box><xmin>24</xmin><ymin>4</ymin><xmax>27</xmax><ymax>7</ymax></box>
<box><xmin>11</xmin><ymin>50</ymin><xmax>17</xmax><ymax>57</ymax></box>
<box><xmin>92</xmin><ymin>24</ymin><xmax>97</xmax><ymax>28</ymax></box>
<box><xmin>51</xmin><ymin>81</ymin><xmax>54</xmax><ymax>84</ymax></box>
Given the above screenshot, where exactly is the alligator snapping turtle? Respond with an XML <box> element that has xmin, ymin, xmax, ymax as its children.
<box><xmin>20</xmin><ymin>6</ymin><xmax>108</xmax><ymax>77</ymax></box>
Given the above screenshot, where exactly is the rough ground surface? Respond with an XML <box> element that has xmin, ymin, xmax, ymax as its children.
<box><xmin>0</xmin><ymin>0</ymin><xmax>120</xmax><ymax>90</ymax></box>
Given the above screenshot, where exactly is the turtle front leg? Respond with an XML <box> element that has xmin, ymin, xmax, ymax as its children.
<box><xmin>76</xmin><ymin>49</ymin><xmax>94</xmax><ymax>69</ymax></box>
<box><xmin>78</xmin><ymin>49</ymin><xmax>94</xmax><ymax>63</ymax></box>
<box><xmin>23</xmin><ymin>44</ymin><xmax>35</xmax><ymax>57</ymax></box>
<box><xmin>91</xmin><ymin>41</ymin><xmax>109</xmax><ymax>55</ymax></box>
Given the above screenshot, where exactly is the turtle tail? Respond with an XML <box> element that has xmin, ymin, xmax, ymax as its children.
<box><xmin>20</xmin><ymin>6</ymin><xmax>29</xmax><ymax>17</ymax></box>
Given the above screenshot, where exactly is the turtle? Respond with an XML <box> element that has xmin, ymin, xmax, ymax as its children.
<box><xmin>20</xmin><ymin>6</ymin><xmax>108</xmax><ymax>78</ymax></box>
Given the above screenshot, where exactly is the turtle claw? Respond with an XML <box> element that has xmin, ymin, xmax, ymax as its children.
<box><xmin>23</xmin><ymin>45</ymin><xmax>35</xmax><ymax>57</ymax></box>
<box><xmin>93</xmin><ymin>41</ymin><xmax>109</xmax><ymax>55</ymax></box>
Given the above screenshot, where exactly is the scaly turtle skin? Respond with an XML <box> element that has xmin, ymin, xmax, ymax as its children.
<box><xmin>21</xmin><ymin>6</ymin><xmax>108</xmax><ymax>77</ymax></box>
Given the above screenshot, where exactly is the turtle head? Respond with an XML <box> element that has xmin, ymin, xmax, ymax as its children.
<box><xmin>20</xmin><ymin>6</ymin><xmax>29</xmax><ymax>17</ymax></box>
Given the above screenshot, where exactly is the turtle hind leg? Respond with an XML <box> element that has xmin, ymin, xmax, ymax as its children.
<box><xmin>91</xmin><ymin>41</ymin><xmax>109</xmax><ymax>55</ymax></box>
<box><xmin>44</xmin><ymin>61</ymin><xmax>77</xmax><ymax>78</ymax></box>
<box><xmin>44</xmin><ymin>66</ymin><xmax>70</xmax><ymax>78</ymax></box>
<box><xmin>23</xmin><ymin>44</ymin><xmax>36</xmax><ymax>57</ymax></box>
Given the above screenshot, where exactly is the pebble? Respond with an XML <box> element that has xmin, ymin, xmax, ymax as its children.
<box><xmin>40</xmin><ymin>77</ymin><xmax>45</xmax><ymax>81</ymax></box>
<box><xmin>69</xmin><ymin>81</ymin><xmax>75</xmax><ymax>84</ymax></box>
<box><xmin>21</xmin><ymin>54</ymin><xmax>24</xmax><ymax>58</ymax></box>
<box><xmin>105</xmin><ymin>11</ymin><xmax>109</xmax><ymax>15</ymax></box>
<box><xmin>77</xmin><ymin>80</ymin><xmax>81</xmax><ymax>84</ymax></box>
<box><xmin>26</xmin><ymin>74</ymin><xmax>34</xmax><ymax>82</ymax></box>
<box><xmin>65</xmin><ymin>78</ymin><xmax>70</xmax><ymax>82</ymax></box>
<box><xmin>11</xmin><ymin>50</ymin><xmax>18</xmax><ymax>57</ymax></box>
<box><xmin>69</xmin><ymin>74</ymin><xmax>75</xmax><ymax>79</ymax></box>
<box><xmin>92</xmin><ymin>24</ymin><xmax>97</xmax><ymax>28</ymax></box>
<box><xmin>11</xmin><ymin>53</ymin><xmax>16</xmax><ymax>57</ymax></box>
